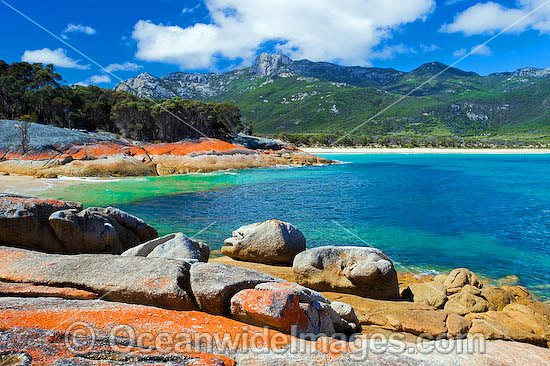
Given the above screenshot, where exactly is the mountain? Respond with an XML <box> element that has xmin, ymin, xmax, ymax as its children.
<box><xmin>116</xmin><ymin>53</ymin><xmax>550</xmax><ymax>140</ymax></box>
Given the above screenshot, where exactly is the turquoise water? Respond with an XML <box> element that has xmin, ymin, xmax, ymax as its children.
<box><xmin>45</xmin><ymin>154</ymin><xmax>550</xmax><ymax>299</ymax></box>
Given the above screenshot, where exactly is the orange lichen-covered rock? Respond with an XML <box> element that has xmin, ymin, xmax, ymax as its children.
<box><xmin>0</xmin><ymin>246</ymin><xmax>195</xmax><ymax>310</ymax></box>
<box><xmin>0</xmin><ymin>281</ymin><xmax>99</xmax><ymax>300</ymax></box>
<box><xmin>230</xmin><ymin>288</ymin><xmax>304</xmax><ymax>334</ymax></box>
<box><xmin>144</xmin><ymin>138</ymin><xmax>249</xmax><ymax>156</ymax></box>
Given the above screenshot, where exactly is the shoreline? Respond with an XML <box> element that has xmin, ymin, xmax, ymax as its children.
<box><xmin>302</xmin><ymin>147</ymin><xmax>550</xmax><ymax>154</ymax></box>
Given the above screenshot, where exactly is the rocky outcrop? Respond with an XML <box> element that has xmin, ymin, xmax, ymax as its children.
<box><xmin>406</xmin><ymin>280</ymin><xmax>448</xmax><ymax>309</ymax></box>
<box><xmin>0</xmin><ymin>194</ymin><xmax>82</xmax><ymax>253</ymax></box>
<box><xmin>0</xmin><ymin>195</ymin><xmax>157</xmax><ymax>255</ymax></box>
<box><xmin>222</xmin><ymin>220</ymin><xmax>306</xmax><ymax>265</ymax></box>
<box><xmin>3</xmin><ymin>297</ymin><xmax>550</xmax><ymax>366</ymax></box>
<box><xmin>0</xmin><ymin>246</ymin><xmax>195</xmax><ymax>310</ymax></box>
<box><xmin>444</xmin><ymin>285</ymin><xmax>490</xmax><ymax>316</ymax></box>
<box><xmin>122</xmin><ymin>232</ymin><xmax>210</xmax><ymax>262</ymax></box>
<box><xmin>0</xmin><ymin>121</ymin><xmax>333</xmax><ymax>178</ymax></box>
<box><xmin>444</xmin><ymin>268</ymin><xmax>483</xmax><ymax>294</ymax></box>
<box><xmin>293</xmin><ymin>246</ymin><xmax>399</xmax><ymax>299</ymax></box>
<box><xmin>189</xmin><ymin>262</ymin><xmax>280</xmax><ymax>315</ymax></box>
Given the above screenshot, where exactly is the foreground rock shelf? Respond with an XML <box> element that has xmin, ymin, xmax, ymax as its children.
<box><xmin>0</xmin><ymin>194</ymin><xmax>549</xmax><ymax>364</ymax></box>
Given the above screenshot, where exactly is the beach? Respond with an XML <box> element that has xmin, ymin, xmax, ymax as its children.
<box><xmin>302</xmin><ymin>147</ymin><xmax>550</xmax><ymax>154</ymax></box>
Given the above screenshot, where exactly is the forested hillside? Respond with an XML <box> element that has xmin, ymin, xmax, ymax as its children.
<box><xmin>0</xmin><ymin>61</ymin><xmax>244</xmax><ymax>142</ymax></box>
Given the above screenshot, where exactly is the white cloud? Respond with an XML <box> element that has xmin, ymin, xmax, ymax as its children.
<box><xmin>132</xmin><ymin>0</ymin><xmax>436</xmax><ymax>69</ymax></box>
<box><xmin>72</xmin><ymin>81</ymin><xmax>90</xmax><ymax>87</ymax></box>
<box><xmin>470</xmin><ymin>44</ymin><xmax>492</xmax><ymax>56</ymax></box>
<box><xmin>371</xmin><ymin>44</ymin><xmax>417</xmax><ymax>60</ymax></box>
<box><xmin>452</xmin><ymin>44</ymin><xmax>492</xmax><ymax>59</ymax></box>
<box><xmin>441</xmin><ymin>0</ymin><xmax>550</xmax><ymax>35</ymax></box>
<box><xmin>182</xmin><ymin>4</ymin><xmax>201</xmax><ymax>14</ymax></box>
<box><xmin>21</xmin><ymin>48</ymin><xmax>90</xmax><ymax>69</ymax></box>
<box><xmin>90</xmin><ymin>75</ymin><xmax>112</xmax><ymax>84</ymax></box>
<box><xmin>105</xmin><ymin>62</ymin><xmax>143</xmax><ymax>72</ymax></box>
<box><xmin>63</xmin><ymin>23</ymin><xmax>97</xmax><ymax>36</ymax></box>
<box><xmin>420</xmin><ymin>43</ymin><xmax>440</xmax><ymax>52</ymax></box>
<box><xmin>453</xmin><ymin>48</ymin><xmax>467</xmax><ymax>57</ymax></box>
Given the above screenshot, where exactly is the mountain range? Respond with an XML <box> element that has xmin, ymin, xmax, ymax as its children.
<box><xmin>116</xmin><ymin>53</ymin><xmax>550</xmax><ymax>140</ymax></box>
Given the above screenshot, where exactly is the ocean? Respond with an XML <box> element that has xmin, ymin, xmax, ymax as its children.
<box><xmin>45</xmin><ymin>154</ymin><xmax>550</xmax><ymax>299</ymax></box>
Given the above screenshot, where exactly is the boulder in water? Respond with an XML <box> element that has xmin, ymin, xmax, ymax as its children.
<box><xmin>222</xmin><ymin>220</ymin><xmax>306</xmax><ymax>265</ymax></box>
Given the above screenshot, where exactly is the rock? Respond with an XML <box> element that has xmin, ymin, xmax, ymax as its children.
<box><xmin>500</xmin><ymin>285</ymin><xmax>532</xmax><ymax>303</ymax></box>
<box><xmin>122</xmin><ymin>233</ymin><xmax>210</xmax><ymax>262</ymax></box>
<box><xmin>222</xmin><ymin>220</ymin><xmax>306</xmax><ymax>265</ymax></box>
<box><xmin>444</xmin><ymin>285</ymin><xmax>489</xmax><ymax>315</ymax></box>
<box><xmin>0</xmin><ymin>280</ymin><xmax>99</xmax><ymax>300</ymax></box>
<box><xmin>481</xmin><ymin>286</ymin><xmax>515</xmax><ymax>311</ymax></box>
<box><xmin>329</xmin><ymin>301</ymin><xmax>361</xmax><ymax>333</ymax></box>
<box><xmin>230</xmin><ymin>288</ymin><xmax>305</xmax><ymax>334</ymax></box>
<box><xmin>49</xmin><ymin>207</ymin><xmax>142</xmax><ymax>254</ymax></box>
<box><xmin>0</xmin><ymin>246</ymin><xmax>195</xmax><ymax>310</ymax></box>
<box><xmin>87</xmin><ymin>206</ymin><xmax>157</xmax><ymax>242</ymax></box>
<box><xmin>467</xmin><ymin>314</ymin><xmax>548</xmax><ymax>347</ymax></box>
<box><xmin>255</xmin><ymin>281</ymin><xmax>328</xmax><ymax>304</ymax></box>
<box><xmin>444</xmin><ymin>268</ymin><xmax>483</xmax><ymax>294</ymax></box>
<box><xmin>496</xmin><ymin>275</ymin><xmax>520</xmax><ymax>286</ymax></box>
<box><xmin>434</xmin><ymin>274</ymin><xmax>448</xmax><ymax>284</ymax></box>
<box><xmin>503</xmin><ymin>303</ymin><xmax>550</xmax><ymax>338</ymax></box>
<box><xmin>293</xmin><ymin>246</ymin><xmax>399</xmax><ymax>299</ymax></box>
<box><xmin>446</xmin><ymin>313</ymin><xmax>472</xmax><ymax>338</ymax></box>
<box><xmin>0</xmin><ymin>194</ymin><xmax>82</xmax><ymax>253</ymax></box>
<box><xmin>189</xmin><ymin>262</ymin><xmax>278</xmax><ymax>315</ymax></box>
<box><xmin>407</xmin><ymin>281</ymin><xmax>448</xmax><ymax>309</ymax></box>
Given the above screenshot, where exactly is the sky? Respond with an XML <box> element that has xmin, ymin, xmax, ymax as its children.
<box><xmin>1</xmin><ymin>0</ymin><xmax>549</xmax><ymax>87</ymax></box>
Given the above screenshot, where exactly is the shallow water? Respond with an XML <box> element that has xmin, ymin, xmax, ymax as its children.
<box><xmin>43</xmin><ymin>154</ymin><xmax>550</xmax><ymax>299</ymax></box>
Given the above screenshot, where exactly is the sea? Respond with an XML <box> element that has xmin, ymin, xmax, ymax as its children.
<box><xmin>43</xmin><ymin>154</ymin><xmax>550</xmax><ymax>299</ymax></box>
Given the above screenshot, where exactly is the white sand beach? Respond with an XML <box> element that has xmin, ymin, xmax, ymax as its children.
<box><xmin>302</xmin><ymin>147</ymin><xmax>550</xmax><ymax>154</ymax></box>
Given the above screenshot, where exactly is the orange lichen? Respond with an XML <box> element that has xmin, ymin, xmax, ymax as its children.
<box><xmin>143</xmin><ymin>139</ymin><xmax>248</xmax><ymax>156</ymax></box>
<box><xmin>0</xmin><ymin>281</ymin><xmax>99</xmax><ymax>300</ymax></box>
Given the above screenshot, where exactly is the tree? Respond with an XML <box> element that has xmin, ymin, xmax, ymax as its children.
<box><xmin>15</xmin><ymin>118</ymin><xmax>32</xmax><ymax>153</ymax></box>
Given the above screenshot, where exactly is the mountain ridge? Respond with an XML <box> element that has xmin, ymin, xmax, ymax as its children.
<box><xmin>115</xmin><ymin>53</ymin><xmax>550</xmax><ymax>139</ymax></box>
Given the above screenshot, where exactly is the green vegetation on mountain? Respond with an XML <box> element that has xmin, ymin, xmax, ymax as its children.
<box><xmin>0</xmin><ymin>61</ymin><xmax>243</xmax><ymax>142</ymax></box>
<box><xmin>117</xmin><ymin>54</ymin><xmax>550</xmax><ymax>147</ymax></box>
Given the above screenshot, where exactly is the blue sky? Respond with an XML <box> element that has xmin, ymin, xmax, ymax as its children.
<box><xmin>1</xmin><ymin>0</ymin><xmax>549</xmax><ymax>87</ymax></box>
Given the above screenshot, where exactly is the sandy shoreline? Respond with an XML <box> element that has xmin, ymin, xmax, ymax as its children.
<box><xmin>302</xmin><ymin>147</ymin><xmax>550</xmax><ymax>154</ymax></box>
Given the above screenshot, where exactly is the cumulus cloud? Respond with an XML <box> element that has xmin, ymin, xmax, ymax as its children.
<box><xmin>90</xmin><ymin>75</ymin><xmax>112</xmax><ymax>84</ymax></box>
<box><xmin>61</xmin><ymin>23</ymin><xmax>97</xmax><ymax>39</ymax></box>
<box><xmin>371</xmin><ymin>44</ymin><xmax>417</xmax><ymax>60</ymax></box>
<box><xmin>453</xmin><ymin>44</ymin><xmax>492</xmax><ymax>58</ymax></box>
<box><xmin>420</xmin><ymin>44</ymin><xmax>441</xmax><ymax>52</ymax></box>
<box><xmin>21</xmin><ymin>48</ymin><xmax>90</xmax><ymax>69</ymax></box>
<box><xmin>441</xmin><ymin>0</ymin><xmax>550</xmax><ymax>35</ymax></box>
<box><xmin>105</xmin><ymin>62</ymin><xmax>143</xmax><ymax>72</ymax></box>
<box><xmin>453</xmin><ymin>48</ymin><xmax>467</xmax><ymax>57</ymax></box>
<box><xmin>133</xmin><ymin>0</ymin><xmax>436</xmax><ymax>69</ymax></box>
<box><xmin>471</xmin><ymin>44</ymin><xmax>492</xmax><ymax>56</ymax></box>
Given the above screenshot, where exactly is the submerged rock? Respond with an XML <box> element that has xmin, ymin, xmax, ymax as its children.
<box><xmin>222</xmin><ymin>220</ymin><xmax>306</xmax><ymax>265</ymax></box>
<box><xmin>122</xmin><ymin>232</ymin><xmax>210</xmax><ymax>262</ymax></box>
<box><xmin>293</xmin><ymin>246</ymin><xmax>399</xmax><ymax>299</ymax></box>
